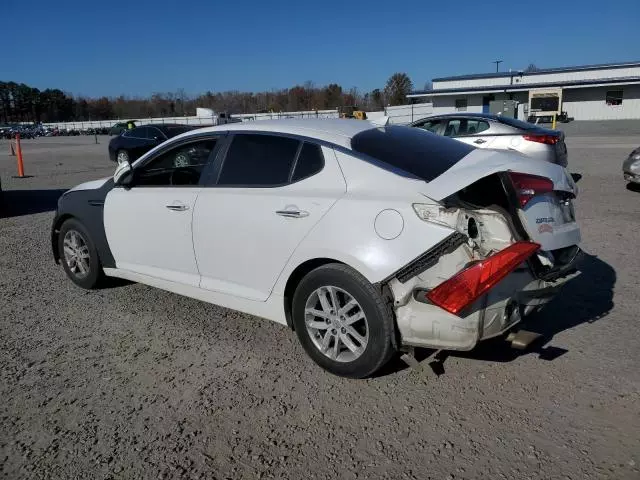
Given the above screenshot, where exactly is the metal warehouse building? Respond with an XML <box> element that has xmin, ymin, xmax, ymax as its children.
<box><xmin>408</xmin><ymin>61</ymin><xmax>640</xmax><ymax>121</ymax></box>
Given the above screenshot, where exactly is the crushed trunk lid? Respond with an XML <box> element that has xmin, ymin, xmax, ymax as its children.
<box><xmin>420</xmin><ymin>149</ymin><xmax>580</xmax><ymax>252</ymax></box>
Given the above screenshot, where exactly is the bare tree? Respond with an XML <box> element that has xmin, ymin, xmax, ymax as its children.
<box><xmin>384</xmin><ymin>73</ymin><xmax>413</xmax><ymax>106</ymax></box>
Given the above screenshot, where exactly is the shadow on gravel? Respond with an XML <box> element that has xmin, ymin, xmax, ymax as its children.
<box><xmin>376</xmin><ymin>253</ymin><xmax>616</xmax><ymax>378</ymax></box>
<box><xmin>626</xmin><ymin>182</ymin><xmax>640</xmax><ymax>192</ymax></box>
<box><xmin>1</xmin><ymin>188</ymin><xmax>68</xmax><ymax>218</ymax></box>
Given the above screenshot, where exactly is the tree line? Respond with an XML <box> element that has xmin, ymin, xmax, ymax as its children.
<box><xmin>0</xmin><ymin>73</ymin><xmax>415</xmax><ymax>124</ymax></box>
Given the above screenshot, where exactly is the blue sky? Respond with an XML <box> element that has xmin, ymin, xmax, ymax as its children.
<box><xmin>4</xmin><ymin>0</ymin><xmax>639</xmax><ymax>97</ymax></box>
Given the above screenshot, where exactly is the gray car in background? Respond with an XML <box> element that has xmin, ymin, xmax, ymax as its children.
<box><xmin>410</xmin><ymin>113</ymin><xmax>568</xmax><ymax>167</ymax></box>
<box><xmin>623</xmin><ymin>146</ymin><xmax>640</xmax><ymax>184</ymax></box>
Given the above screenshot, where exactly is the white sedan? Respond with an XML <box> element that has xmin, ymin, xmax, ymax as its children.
<box><xmin>51</xmin><ymin>119</ymin><xmax>582</xmax><ymax>378</ymax></box>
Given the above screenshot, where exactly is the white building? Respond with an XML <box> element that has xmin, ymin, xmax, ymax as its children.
<box><xmin>408</xmin><ymin>61</ymin><xmax>640</xmax><ymax>121</ymax></box>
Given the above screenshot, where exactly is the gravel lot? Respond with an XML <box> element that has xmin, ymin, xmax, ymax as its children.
<box><xmin>1</xmin><ymin>124</ymin><xmax>639</xmax><ymax>480</ymax></box>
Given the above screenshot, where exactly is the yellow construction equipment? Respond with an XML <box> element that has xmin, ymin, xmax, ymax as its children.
<box><xmin>338</xmin><ymin>106</ymin><xmax>367</xmax><ymax>120</ymax></box>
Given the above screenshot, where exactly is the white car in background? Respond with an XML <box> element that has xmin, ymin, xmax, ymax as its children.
<box><xmin>410</xmin><ymin>113</ymin><xmax>568</xmax><ymax>167</ymax></box>
<box><xmin>51</xmin><ymin>119</ymin><xmax>581</xmax><ymax>378</ymax></box>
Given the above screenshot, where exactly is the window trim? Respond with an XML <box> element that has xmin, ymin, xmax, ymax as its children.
<box><xmin>208</xmin><ymin>132</ymin><xmax>325</xmax><ymax>189</ymax></box>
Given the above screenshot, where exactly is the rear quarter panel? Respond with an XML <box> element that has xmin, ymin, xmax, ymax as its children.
<box><xmin>272</xmin><ymin>149</ymin><xmax>456</xmax><ymax>295</ymax></box>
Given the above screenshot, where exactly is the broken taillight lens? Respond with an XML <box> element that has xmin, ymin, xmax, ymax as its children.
<box><xmin>425</xmin><ymin>241</ymin><xmax>540</xmax><ymax>315</ymax></box>
<box><xmin>508</xmin><ymin>172</ymin><xmax>554</xmax><ymax>208</ymax></box>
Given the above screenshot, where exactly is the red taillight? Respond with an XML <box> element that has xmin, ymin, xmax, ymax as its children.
<box><xmin>425</xmin><ymin>241</ymin><xmax>540</xmax><ymax>315</ymax></box>
<box><xmin>508</xmin><ymin>172</ymin><xmax>554</xmax><ymax>208</ymax></box>
<box><xmin>523</xmin><ymin>134</ymin><xmax>559</xmax><ymax>145</ymax></box>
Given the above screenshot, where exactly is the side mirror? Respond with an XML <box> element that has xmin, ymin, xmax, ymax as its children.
<box><xmin>114</xmin><ymin>160</ymin><xmax>133</xmax><ymax>186</ymax></box>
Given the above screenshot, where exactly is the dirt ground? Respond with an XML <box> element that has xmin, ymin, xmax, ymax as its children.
<box><xmin>1</xmin><ymin>125</ymin><xmax>639</xmax><ymax>479</ymax></box>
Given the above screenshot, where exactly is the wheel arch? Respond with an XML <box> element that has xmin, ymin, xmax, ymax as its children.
<box><xmin>283</xmin><ymin>258</ymin><xmax>346</xmax><ymax>330</ymax></box>
<box><xmin>51</xmin><ymin>213</ymin><xmax>75</xmax><ymax>264</ymax></box>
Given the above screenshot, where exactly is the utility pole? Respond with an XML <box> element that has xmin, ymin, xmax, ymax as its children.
<box><xmin>492</xmin><ymin>60</ymin><xmax>503</xmax><ymax>72</ymax></box>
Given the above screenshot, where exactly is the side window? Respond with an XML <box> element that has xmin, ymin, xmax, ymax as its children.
<box><xmin>148</xmin><ymin>127</ymin><xmax>165</xmax><ymax>140</ymax></box>
<box><xmin>291</xmin><ymin>143</ymin><xmax>324</xmax><ymax>182</ymax></box>
<box><xmin>125</xmin><ymin>127</ymin><xmax>149</xmax><ymax>139</ymax></box>
<box><xmin>465</xmin><ymin>120</ymin><xmax>490</xmax><ymax>135</ymax></box>
<box><xmin>415</xmin><ymin>119</ymin><xmax>442</xmax><ymax>134</ymax></box>
<box><xmin>134</xmin><ymin>139</ymin><xmax>217</xmax><ymax>187</ymax></box>
<box><xmin>218</xmin><ymin>134</ymin><xmax>300</xmax><ymax>187</ymax></box>
<box><xmin>443</xmin><ymin>119</ymin><xmax>461</xmax><ymax>137</ymax></box>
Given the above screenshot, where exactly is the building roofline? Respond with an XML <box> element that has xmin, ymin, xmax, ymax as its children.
<box><xmin>409</xmin><ymin>76</ymin><xmax>640</xmax><ymax>97</ymax></box>
<box><xmin>432</xmin><ymin>60</ymin><xmax>640</xmax><ymax>82</ymax></box>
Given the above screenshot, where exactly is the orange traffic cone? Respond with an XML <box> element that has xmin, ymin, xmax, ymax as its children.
<box><xmin>15</xmin><ymin>134</ymin><xmax>25</xmax><ymax>178</ymax></box>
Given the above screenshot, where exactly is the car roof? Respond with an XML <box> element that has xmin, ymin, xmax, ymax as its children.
<box><xmin>175</xmin><ymin>118</ymin><xmax>378</xmax><ymax>148</ymax></box>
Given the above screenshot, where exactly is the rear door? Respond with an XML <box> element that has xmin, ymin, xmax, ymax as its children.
<box><xmin>443</xmin><ymin>118</ymin><xmax>495</xmax><ymax>149</ymax></box>
<box><xmin>192</xmin><ymin>134</ymin><xmax>346</xmax><ymax>301</ymax></box>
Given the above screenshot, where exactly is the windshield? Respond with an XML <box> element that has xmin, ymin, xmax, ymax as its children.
<box><xmin>350</xmin><ymin>126</ymin><xmax>473</xmax><ymax>182</ymax></box>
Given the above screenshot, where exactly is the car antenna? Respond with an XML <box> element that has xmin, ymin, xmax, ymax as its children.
<box><xmin>370</xmin><ymin>116</ymin><xmax>390</xmax><ymax>127</ymax></box>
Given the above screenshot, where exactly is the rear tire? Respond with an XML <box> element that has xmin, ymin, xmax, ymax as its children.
<box><xmin>292</xmin><ymin>264</ymin><xmax>395</xmax><ymax>378</ymax></box>
<box><xmin>58</xmin><ymin>218</ymin><xmax>104</xmax><ymax>289</ymax></box>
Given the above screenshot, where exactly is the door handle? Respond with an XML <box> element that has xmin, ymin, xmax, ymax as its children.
<box><xmin>276</xmin><ymin>209</ymin><xmax>309</xmax><ymax>218</ymax></box>
<box><xmin>166</xmin><ymin>203</ymin><xmax>189</xmax><ymax>212</ymax></box>
<box><xmin>474</xmin><ymin>139</ymin><xmax>487</xmax><ymax>145</ymax></box>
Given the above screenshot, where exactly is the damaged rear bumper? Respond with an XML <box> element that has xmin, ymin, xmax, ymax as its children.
<box><xmin>390</xmin><ymin>244</ymin><xmax>583</xmax><ymax>351</ymax></box>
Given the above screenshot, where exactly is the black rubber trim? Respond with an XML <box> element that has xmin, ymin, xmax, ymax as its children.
<box><xmin>393</xmin><ymin>232</ymin><xmax>467</xmax><ymax>284</ymax></box>
<box><xmin>51</xmin><ymin>179</ymin><xmax>116</xmax><ymax>268</ymax></box>
<box><xmin>535</xmin><ymin>246</ymin><xmax>583</xmax><ymax>282</ymax></box>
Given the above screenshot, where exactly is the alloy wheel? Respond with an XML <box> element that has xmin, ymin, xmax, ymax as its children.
<box><xmin>63</xmin><ymin>230</ymin><xmax>90</xmax><ymax>278</ymax></box>
<box><xmin>117</xmin><ymin>151</ymin><xmax>129</xmax><ymax>164</ymax></box>
<box><xmin>304</xmin><ymin>286</ymin><xmax>369</xmax><ymax>362</ymax></box>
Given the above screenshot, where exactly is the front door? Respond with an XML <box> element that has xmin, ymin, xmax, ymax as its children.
<box><xmin>104</xmin><ymin>137</ymin><xmax>219</xmax><ymax>286</ymax></box>
<box><xmin>192</xmin><ymin>134</ymin><xmax>346</xmax><ymax>301</ymax></box>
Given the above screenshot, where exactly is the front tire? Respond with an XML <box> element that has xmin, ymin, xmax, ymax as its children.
<box><xmin>292</xmin><ymin>264</ymin><xmax>395</xmax><ymax>378</ymax></box>
<box><xmin>58</xmin><ymin>218</ymin><xmax>104</xmax><ymax>289</ymax></box>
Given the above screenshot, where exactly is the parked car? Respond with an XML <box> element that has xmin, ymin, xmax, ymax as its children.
<box><xmin>52</xmin><ymin>119</ymin><xmax>581</xmax><ymax>378</ymax></box>
<box><xmin>410</xmin><ymin>113</ymin><xmax>568</xmax><ymax>167</ymax></box>
<box><xmin>108</xmin><ymin>124</ymin><xmax>195</xmax><ymax>163</ymax></box>
<box><xmin>623</xmin><ymin>146</ymin><xmax>640</xmax><ymax>185</ymax></box>
<box><xmin>108</xmin><ymin>121</ymin><xmax>137</xmax><ymax>136</ymax></box>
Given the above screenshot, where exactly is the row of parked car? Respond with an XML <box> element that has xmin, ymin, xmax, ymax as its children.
<box><xmin>0</xmin><ymin>122</ymin><xmax>147</xmax><ymax>139</ymax></box>
<box><xmin>0</xmin><ymin>124</ymin><xmax>118</xmax><ymax>139</ymax></box>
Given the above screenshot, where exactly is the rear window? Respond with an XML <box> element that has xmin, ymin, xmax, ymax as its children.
<box><xmin>495</xmin><ymin>116</ymin><xmax>539</xmax><ymax>131</ymax></box>
<box><xmin>350</xmin><ymin>126</ymin><xmax>473</xmax><ymax>182</ymax></box>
